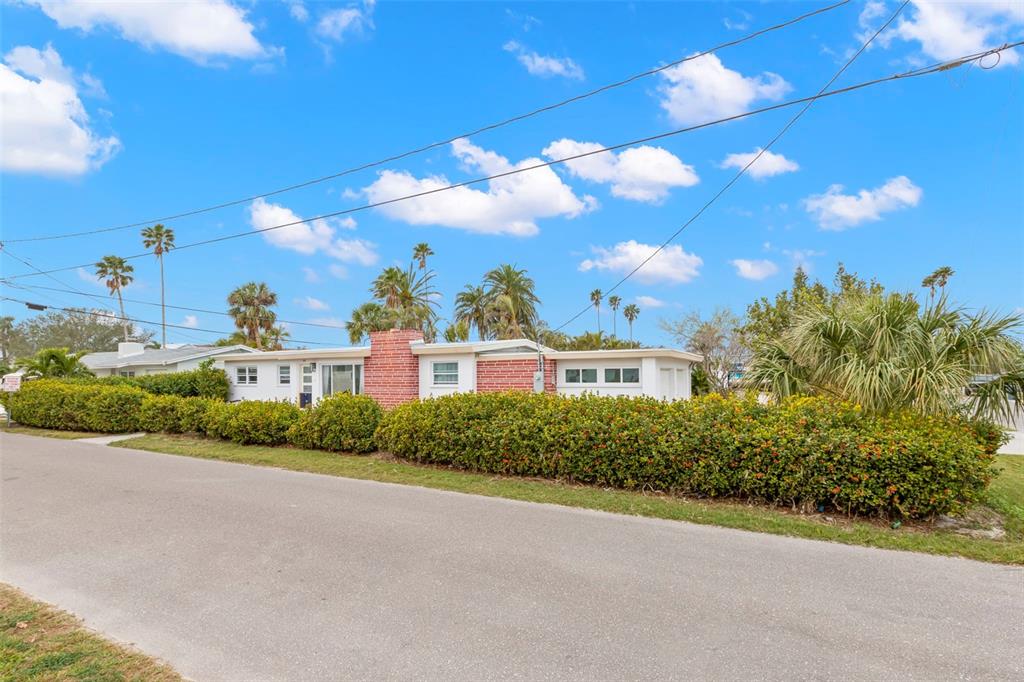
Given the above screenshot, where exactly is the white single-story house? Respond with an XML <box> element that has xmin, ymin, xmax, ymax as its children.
<box><xmin>215</xmin><ymin>329</ymin><xmax>701</xmax><ymax>407</ymax></box>
<box><xmin>82</xmin><ymin>342</ymin><xmax>258</xmax><ymax>377</ymax></box>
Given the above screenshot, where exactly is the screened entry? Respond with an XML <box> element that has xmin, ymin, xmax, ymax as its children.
<box><xmin>321</xmin><ymin>364</ymin><xmax>363</xmax><ymax>396</ymax></box>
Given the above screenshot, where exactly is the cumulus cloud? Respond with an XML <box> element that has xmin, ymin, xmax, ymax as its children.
<box><xmin>181</xmin><ymin>315</ymin><xmax>199</xmax><ymax>328</ymax></box>
<box><xmin>328</xmin><ymin>264</ymin><xmax>349</xmax><ymax>279</ymax></box>
<box><xmin>288</xmin><ymin>1</ymin><xmax>310</xmax><ymax>23</ymax></box>
<box><xmin>23</xmin><ymin>0</ymin><xmax>273</xmax><ymax>63</ymax></box>
<box><xmin>1</xmin><ymin>44</ymin><xmax>120</xmax><ymax>176</ymax></box>
<box><xmin>719</xmin><ymin>148</ymin><xmax>799</xmax><ymax>180</ymax></box>
<box><xmin>635</xmin><ymin>295</ymin><xmax>667</xmax><ymax>308</ymax></box>
<box><xmin>730</xmin><ymin>259</ymin><xmax>779</xmax><ymax>280</ymax></box>
<box><xmin>316</xmin><ymin>0</ymin><xmax>375</xmax><ymax>42</ymax></box>
<box><xmin>657</xmin><ymin>53</ymin><xmax>791</xmax><ymax>126</ymax></box>
<box><xmin>295</xmin><ymin>296</ymin><xmax>329</xmax><ymax>311</ymax></box>
<box><xmin>803</xmin><ymin>176</ymin><xmax>922</xmax><ymax>230</ymax></box>
<box><xmin>503</xmin><ymin>41</ymin><xmax>584</xmax><ymax>80</ymax></box>
<box><xmin>893</xmin><ymin>1</ymin><xmax>1023</xmax><ymax>66</ymax></box>
<box><xmin>302</xmin><ymin>267</ymin><xmax>322</xmax><ymax>283</ymax></box>
<box><xmin>783</xmin><ymin>249</ymin><xmax>825</xmax><ymax>272</ymax></box>
<box><xmin>579</xmin><ymin>240</ymin><xmax>703</xmax><ymax>284</ymax></box>
<box><xmin>76</xmin><ymin>266</ymin><xmax>106</xmax><ymax>287</ymax></box>
<box><xmin>363</xmin><ymin>138</ymin><xmax>596</xmax><ymax>236</ymax></box>
<box><xmin>249</xmin><ymin>198</ymin><xmax>378</xmax><ymax>265</ymax></box>
<box><xmin>542</xmin><ymin>139</ymin><xmax>698</xmax><ymax>203</ymax></box>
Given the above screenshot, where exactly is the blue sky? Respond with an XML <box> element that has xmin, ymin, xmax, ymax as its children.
<box><xmin>2</xmin><ymin>0</ymin><xmax>1022</xmax><ymax>347</ymax></box>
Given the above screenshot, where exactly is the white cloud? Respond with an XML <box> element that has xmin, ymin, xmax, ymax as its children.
<box><xmin>181</xmin><ymin>315</ymin><xmax>199</xmax><ymax>328</ymax></box>
<box><xmin>23</xmin><ymin>0</ymin><xmax>273</xmax><ymax>63</ymax></box>
<box><xmin>635</xmin><ymin>295</ymin><xmax>667</xmax><ymax>308</ymax></box>
<box><xmin>302</xmin><ymin>267</ymin><xmax>322</xmax><ymax>283</ymax></box>
<box><xmin>363</xmin><ymin>138</ymin><xmax>596</xmax><ymax>236</ymax></box>
<box><xmin>503</xmin><ymin>41</ymin><xmax>584</xmax><ymax>80</ymax></box>
<box><xmin>723</xmin><ymin>9</ymin><xmax>753</xmax><ymax>31</ymax></box>
<box><xmin>730</xmin><ymin>259</ymin><xmax>779</xmax><ymax>281</ymax></box>
<box><xmin>295</xmin><ymin>296</ymin><xmax>329</xmax><ymax>311</ymax></box>
<box><xmin>288</xmin><ymin>1</ymin><xmax>309</xmax><ymax>23</ymax></box>
<box><xmin>308</xmin><ymin>316</ymin><xmax>346</xmax><ymax>328</ymax></box>
<box><xmin>542</xmin><ymin>139</ymin><xmax>699</xmax><ymax>203</ymax></box>
<box><xmin>316</xmin><ymin>0</ymin><xmax>375</xmax><ymax>42</ymax></box>
<box><xmin>248</xmin><ymin>198</ymin><xmax>379</xmax><ymax>265</ymax></box>
<box><xmin>337</xmin><ymin>216</ymin><xmax>357</xmax><ymax>229</ymax></box>
<box><xmin>579</xmin><ymin>240</ymin><xmax>703</xmax><ymax>284</ymax></box>
<box><xmin>76</xmin><ymin>266</ymin><xmax>105</xmax><ymax>287</ymax></box>
<box><xmin>329</xmin><ymin>264</ymin><xmax>349</xmax><ymax>279</ymax></box>
<box><xmin>1</xmin><ymin>45</ymin><xmax>120</xmax><ymax>176</ymax></box>
<box><xmin>657</xmin><ymin>53</ymin><xmax>791</xmax><ymax>126</ymax></box>
<box><xmin>783</xmin><ymin>249</ymin><xmax>825</xmax><ymax>272</ymax></box>
<box><xmin>719</xmin><ymin>148</ymin><xmax>799</xmax><ymax>180</ymax></box>
<box><xmin>803</xmin><ymin>176</ymin><xmax>922</xmax><ymax>230</ymax></box>
<box><xmin>893</xmin><ymin>1</ymin><xmax>1023</xmax><ymax>66</ymax></box>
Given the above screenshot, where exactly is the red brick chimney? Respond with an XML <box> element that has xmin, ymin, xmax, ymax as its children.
<box><xmin>363</xmin><ymin>329</ymin><xmax>424</xmax><ymax>408</ymax></box>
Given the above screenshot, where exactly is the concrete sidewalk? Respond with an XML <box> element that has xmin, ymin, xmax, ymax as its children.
<box><xmin>2</xmin><ymin>432</ymin><xmax>1022</xmax><ymax>681</ymax></box>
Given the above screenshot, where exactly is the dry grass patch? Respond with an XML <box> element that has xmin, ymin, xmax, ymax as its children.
<box><xmin>0</xmin><ymin>583</ymin><xmax>180</xmax><ymax>681</ymax></box>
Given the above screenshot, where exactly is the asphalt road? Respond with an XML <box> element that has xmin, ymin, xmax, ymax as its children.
<box><xmin>2</xmin><ymin>432</ymin><xmax>1022</xmax><ymax>681</ymax></box>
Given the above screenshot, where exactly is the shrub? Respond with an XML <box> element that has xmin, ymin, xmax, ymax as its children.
<box><xmin>138</xmin><ymin>395</ymin><xmax>218</xmax><ymax>434</ymax></box>
<box><xmin>202</xmin><ymin>400</ymin><xmax>300</xmax><ymax>445</ymax></box>
<box><xmin>69</xmin><ymin>366</ymin><xmax>230</xmax><ymax>400</ymax></box>
<box><xmin>178</xmin><ymin>397</ymin><xmax>217</xmax><ymax>434</ymax></box>
<box><xmin>2</xmin><ymin>379</ymin><xmax>146</xmax><ymax>433</ymax></box>
<box><xmin>375</xmin><ymin>392</ymin><xmax>997</xmax><ymax>519</ymax></box>
<box><xmin>287</xmin><ymin>394</ymin><xmax>382</xmax><ymax>453</ymax></box>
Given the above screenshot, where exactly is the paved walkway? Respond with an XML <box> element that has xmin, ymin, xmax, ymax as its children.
<box><xmin>1</xmin><ymin>432</ymin><xmax>1022</xmax><ymax>681</ymax></box>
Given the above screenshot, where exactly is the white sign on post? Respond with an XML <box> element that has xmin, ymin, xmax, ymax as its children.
<box><xmin>1</xmin><ymin>374</ymin><xmax>22</xmax><ymax>392</ymax></box>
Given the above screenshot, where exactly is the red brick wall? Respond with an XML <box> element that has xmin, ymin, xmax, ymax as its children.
<box><xmin>476</xmin><ymin>357</ymin><xmax>556</xmax><ymax>394</ymax></box>
<box><xmin>364</xmin><ymin>329</ymin><xmax>423</xmax><ymax>408</ymax></box>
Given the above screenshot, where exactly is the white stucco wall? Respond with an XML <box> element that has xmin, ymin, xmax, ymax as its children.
<box><xmin>555</xmin><ymin>357</ymin><xmax>692</xmax><ymax>400</ymax></box>
<box><xmin>418</xmin><ymin>353</ymin><xmax>475</xmax><ymax>399</ymax></box>
<box><xmin>223</xmin><ymin>359</ymin><xmax>300</xmax><ymax>403</ymax></box>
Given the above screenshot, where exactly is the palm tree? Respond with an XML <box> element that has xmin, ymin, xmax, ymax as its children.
<box><xmin>590</xmin><ymin>289</ymin><xmax>603</xmax><ymax>334</ymax></box>
<box><xmin>443</xmin><ymin>320</ymin><xmax>470</xmax><ymax>343</ymax></box>
<box><xmin>483</xmin><ymin>264</ymin><xmax>540</xmax><ymax>338</ymax></box>
<box><xmin>746</xmin><ymin>292</ymin><xmax>1024</xmax><ymax>420</ymax></box>
<box><xmin>623</xmin><ymin>303</ymin><xmax>640</xmax><ymax>343</ymax></box>
<box><xmin>346</xmin><ymin>302</ymin><xmax>395</xmax><ymax>344</ymax></box>
<box><xmin>607</xmin><ymin>295</ymin><xmax>621</xmax><ymax>337</ymax></box>
<box><xmin>370</xmin><ymin>264</ymin><xmax>439</xmax><ymax>335</ymax></box>
<box><xmin>140</xmin><ymin>223</ymin><xmax>175</xmax><ymax>348</ymax></box>
<box><xmin>262</xmin><ymin>325</ymin><xmax>290</xmax><ymax>351</ymax></box>
<box><xmin>413</xmin><ymin>242</ymin><xmax>434</xmax><ymax>270</ymax></box>
<box><xmin>94</xmin><ymin>255</ymin><xmax>134</xmax><ymax>342</ymax></box>
<box><xmin>227</xmin><ymin>282</ymin><xmax>278</xmax><ymax>349</ymax></box>
<box><xmin>454</xmin><ymin>284</ymin><xmax>491</xmax><ymax>340</ymax></box>
<box><xmin>921</xmin><ymin>266</ymin><xmax>955</xmax><ymax>297</ymax></box>
<box><xmin>15</xmin><ymin>348</ymin><xmax>94</xmax><ymax>378</ymax></box>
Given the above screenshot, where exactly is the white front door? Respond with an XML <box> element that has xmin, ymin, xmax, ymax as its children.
<box><xmin>659</xmin><ymin>368</ymin><xmax>675</xmax><ymax>401</ymax></box>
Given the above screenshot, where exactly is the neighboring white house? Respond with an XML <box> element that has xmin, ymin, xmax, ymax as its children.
<box><xmin>216</xmin><ymin>330</ymin><xmax>702</xmax><ymax>407</ymax></box>
<box><xmin>81</xmin><ymin>342</ymin><xmax>258</xmax><ymax>377</ymax></box>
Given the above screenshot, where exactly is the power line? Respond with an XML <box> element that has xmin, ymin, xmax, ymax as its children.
<box><xmin>2</xmin><ymin>0</ymin><xmax>852</xmax><ymax>245</ymax></box>
<box><xmin>3</xmin><ymin>281</ymin><xmax>347</xmax><ymax>330</ymax></box>
<box><xmin>549</xmin><ymin>0</ymin><xmax>928</xmax><ymax>333</ymax></box>
<box><xmin>6</xmin><ymin>44</ymin><xmax>1018</xmax><ymax>283</ymax></box>
<box><xmin>0</xmin><ymin>296</ymin><xmax>340</xmax><ymax>347</ymax></box>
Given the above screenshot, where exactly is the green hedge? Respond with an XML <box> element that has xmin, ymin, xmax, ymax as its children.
<box><xmin>287</xmin><ymin>394</ymin><xmax>382</xmax><ymax>453</ymax></box>
<box><xmin>202</xmin><ymin>399</ymin><xmax>300</xmax><ymax>446</ymax></box>
<box><xmin>374</xmin><ymin>393</ymin><xmax>997</xmax><ymax>519</ymax></box>
<box><xmin>2</xmin><ymin>379</ymin><xmax>147</xmax><ymax>433</ymax></box>
<box><xmin>138</xmin><ymin>395</ymin><xmax>221</xmax><ymax>434</ymax></box>
<box><xmin>67</xmin><ymin>366</ymin><xmax>230</xmax><ymax>401</ymax></box>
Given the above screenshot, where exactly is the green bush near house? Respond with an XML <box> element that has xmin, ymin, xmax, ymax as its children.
<box><xmin>202</xmin><ymin>399</ymin><xmax>300</xmax><ymax>446</ymax></box>
<box><xmin>375</xmin><ymin>392</ymin><xmax>997</xmax><ymax>519</ymax></box>
<box><xmin>137</xmin><ymin>395</ymin><xmax>221</xmax><ymax>434</ymax></box>
<box><xmin>64</xmin><ymin>366</ymin><xmax>230</xmax><ymax>401</ymax></box>
<box><xmin>1</xmin><ymin>379</ymin><xmax>146</xmax><ymax>433</ymax></box>
<box><xmin>287</xmin><ymin>394</ymin><xmax>383</xmax><ymax>454</ymax></box>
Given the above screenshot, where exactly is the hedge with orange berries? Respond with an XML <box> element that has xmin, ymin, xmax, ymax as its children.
<box><xmin>375</xmin><ymin>392</ymin><xmax>1000</xmax><ymax>518</ymax></box>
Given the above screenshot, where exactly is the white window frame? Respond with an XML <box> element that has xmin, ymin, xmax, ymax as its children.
<box><xmin>236</xmin><ymin>366</ymin><xmax>258</xmax><ymax>385</ymax></box>
<box><xmin>119</xmin><ymin>370</ymin><xmax>135</xmax><ymax>378</ymax></box>
<box><xmin>564</xmin><ymin>367</ymin><xmax>640</xmax><ymax>385</ymax></box>
<box><xmin>432</xmin><ymin>361</ymin><xmax>459</xmax><ymax>386</ymax></box>
<box><xmin>278</xmin><ymin>365</ymin><xmax>291</xmax><ymax>386</ymax></box>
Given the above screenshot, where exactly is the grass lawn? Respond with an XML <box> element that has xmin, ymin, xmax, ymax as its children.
<box><xmin>0</xmin><ymin>424</ymin><xmax>108</xmax><ymax>440</ymax></box>
<box><xmin>0</xmin><ymin>583</ymin><xmax>180</xmax><ymax>681</ymax></box>
<box><xmin>110</xmin><ymin>433</ymin><xmax>1024</xmax><ymax>565</ymax></box>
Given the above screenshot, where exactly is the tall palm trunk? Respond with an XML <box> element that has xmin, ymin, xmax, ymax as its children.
<box><xmin>612</xmin><ymin>312</ymin><xmax>617</xmax><ymax>337</ymax></box>
<box><xmin>116</xmin><ymin>288</ymin><xmax>129</xmax><ymax>341</ymax></box>
<box><xmin>629</xmin><ymin>320</ymin><xmax>633</xmax><ymax>343</ymax></box>
<box><xmin>596</xmin><ymin>308</ymin><xmax>601</xmax><ymax>335</ymax></box>
<box><xmin>159</xmin><ymin>254</ymin><xmax>166</xmax><ymax>347</ymax></box>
